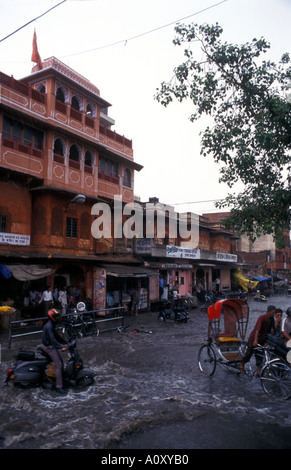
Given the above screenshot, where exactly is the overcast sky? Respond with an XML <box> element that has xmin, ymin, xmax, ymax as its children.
<box><xmin>0</xmin><ymin>0</ymin><xmax>290</xmax><ymax>214</ymax></box>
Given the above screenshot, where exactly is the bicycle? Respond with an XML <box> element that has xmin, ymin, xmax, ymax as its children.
<box><xmin>257</xmin><ymin>345</ymin><xmax>291</xmax><ymax>400</ymax></box>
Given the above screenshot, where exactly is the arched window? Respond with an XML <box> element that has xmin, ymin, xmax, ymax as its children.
<box><xmin>86</xmin><ymin>103</ymin><xmax>95</xmax><ymax>117</ymax></box>
<box><xmin>71</xmin><ymin>95</ymin><xmax>81</xmax><ymax>111</ymax></box>
<box><xmin>56</xmin><ymin>86</ymin><xmax>66</xmax><ymax>103</ymax></box>
<box><xmin>53</xmin><ymin>138</ymin><xmax>65</xmax><ymax>163</ymax></box>
<box><xmin>69</xmin><ymin>144</ymin><xmax>80</xmax><ymax>164</ymax></box>
<box><xmin>85</xmin><ymin>150</ymin><xmax>93</xmax><ymax>167</ymax></box>
<box><xmin>54</xmin><ymin>138</ymin><xmax>64</xmax><ymax>156</ymax></box>
<box><xmin>123</xmin><ymin>168</ymin><xmax>132</xmax><ymax>188</ymax></box>
<box><xmin>37</xmin><ymin>83</ymin><xmax>46</xmax><ymax>93</ymax></box>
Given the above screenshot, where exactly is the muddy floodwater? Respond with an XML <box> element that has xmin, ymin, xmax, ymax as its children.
<box><xmin>1</xmin><ymin>296</ymin><xmax>291</xmax><ymax>450</ymax></box>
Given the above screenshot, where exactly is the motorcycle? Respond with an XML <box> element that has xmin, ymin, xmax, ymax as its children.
<box><xmin>5</xmin><ymin>339</ymin><xmax>95</xmax><ymax>389</ymax></box>
<box><xmin>158</xmin><ymin>298</ymin><xmax>189</xmax><ymax>323</ymax></box>
<box><xmin>66</xmin><ymin>301</ymin><xmax>98</xmax><ymax>338</ymax></box>
<box><xmin>200</xmin><ymin>290</ymin><xmax>228</xmax><ymax>312</ymax></box>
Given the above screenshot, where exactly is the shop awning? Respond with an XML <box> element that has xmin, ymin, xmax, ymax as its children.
<box><xmin>233</xmin><ymin>271</ymin><xmax>259</xmax><ymax>292</ymax></box>
<box><xmin>4</xmin><ymin>264</ymin><xmax>55</xmax><ymax>281</ymax></box>
<box><xmin>0</xmin><ymin>264</ymin><xmax>12</xmax><ymax>279</ymax></box>
<box><xmin>102</xmin><ymin>264</ymin><xmax>158</xmax><ymax>278</ymax></box>
<box><xmin>252</xmin><ymin>276</ymin><xmax>272</xmax><ymax>281</ymax></box>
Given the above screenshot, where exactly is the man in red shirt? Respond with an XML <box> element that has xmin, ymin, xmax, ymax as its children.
<box><xmin>239</xmin><ymin>305</ymin><xmax>276</xmax><ymax>375</ymax></box>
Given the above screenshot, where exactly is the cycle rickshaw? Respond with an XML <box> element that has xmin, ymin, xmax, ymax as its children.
<box><xmin>198</xmin><ymin>299</ymin><xmax>250</xmax><ymax>376</ymax></box>
<box><xmin>198</xmin><ymin>299</ymin><xmax>291</xmax><ymax>400</ymax></box>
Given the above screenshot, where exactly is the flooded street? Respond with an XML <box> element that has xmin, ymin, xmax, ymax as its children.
<box><xmin>1</xmin><ymin>295</ymin><xmax>291</xmax><ymax>450</ymax></box>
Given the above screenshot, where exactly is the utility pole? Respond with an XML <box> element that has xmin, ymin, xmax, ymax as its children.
<box><xmin>269</xmin><ymin>250</ymin><xmax>274</xmax><ymax>296</ymax></box>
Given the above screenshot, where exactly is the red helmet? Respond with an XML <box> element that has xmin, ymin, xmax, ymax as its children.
<box><xmin>48</xmin><ymin>308</ymin><xmax>61</xmax><ymax>322</ymax></box>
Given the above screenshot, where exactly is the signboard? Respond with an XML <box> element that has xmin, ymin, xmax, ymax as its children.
<box><xmin>166</xmin><ymin>245</ymin><xmax>200</xmax><ymax>259</ymax></box>
<box><xmin>135</xmin><ymin>239</ymin><xmax>152</xmax><ymax>254</ymax></box>
<box><xmin>216</xmin><ymin>252</ymin><xmax>237</xmax><ymax>263</ymax></box>
<box><xmin>0</xmin><ymin>232</ymin><xmax>30</xmax><ymax>246</ymax></box>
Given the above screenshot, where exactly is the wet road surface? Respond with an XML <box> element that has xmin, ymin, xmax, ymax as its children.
<box><xmin>1</xmin><ymin>295</ymin><xmax>291</xmax><ymax>450</ymax></box>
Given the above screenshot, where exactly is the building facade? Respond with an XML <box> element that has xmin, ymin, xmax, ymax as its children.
<box><xmin>0</xmin><ymin>54</ymin><xmax>243</xmax><ymax>320</ymax></box>
<box><xmin>204</xmin><ymin>211</ymin><xmax>291</xmax><ymax>292</ymax></box>
<box><xmin>0</xmin><ymin>56</ymin><xmax>144</xmax><ymax>316</ymax></box>
<box><xmin>134</xmin><ymin>202</ymin><xmax>240</xmax><ymax>300</ymax></box>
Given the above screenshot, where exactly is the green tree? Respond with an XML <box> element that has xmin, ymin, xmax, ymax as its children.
<box><xmin>155</xmin><ymin>23</ymin><xmax>291</xmax><ymax>246</ymax></box>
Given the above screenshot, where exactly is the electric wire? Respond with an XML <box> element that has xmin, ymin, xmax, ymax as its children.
<box><xmin>59</xmin><ymin>0</ymin><xmax>228</xmax><ymax>58</ymax></box>
<box><xmin>0</xmin><ymin>0</ymin><xmax>68</xmax><ymax>43</ymax></box>
<box><xmin>0</xmin><ymin>0</ymin><xmax>228</xmax><ymax>63</ymax></box>
<box><xmin>171</xmin><ymin>199</ymin><xmax>222</xmax><ymax>205</ymax></box>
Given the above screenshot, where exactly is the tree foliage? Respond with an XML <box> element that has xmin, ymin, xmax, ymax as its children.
<box><xmin>155</xmin><ymin>23</ymin><xmax>291</xmax><ymax>246</ymax></box>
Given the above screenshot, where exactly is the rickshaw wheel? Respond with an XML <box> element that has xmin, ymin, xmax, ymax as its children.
<box><xmin>260</xmin><ymin>361</ymin><xmax>291</xmax><ymax>400</ymax></box>
<box><xmin>198</xmin><ymin>344</ymin><xmax>216</xmax><ymax>376</ymax></box>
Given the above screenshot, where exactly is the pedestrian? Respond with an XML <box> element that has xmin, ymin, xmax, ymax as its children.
<box><xmin>39</xmin><ymin>286</ymin><xmax>53</xmax><ymax>315</ymax></box>
<box><xmin>129</xmin><ymin>288</ymin><xmax>139</xmax><ymax>316</ymax></box>
<box><xmin>280</xmin><ymin>307</ymin><xmax>291</xmax><ymax>345</ymax></box>
<box><xmin>53</xmin><ymin>287</ymin><xmax>59</xmax><ymax>305</ymax></box>
<box><xmin>58</xmin><ymin>286</ymin><xmax>68</xmax><ymax>315</ymax></box>
<box><xmin>215</xmin><ymin>277</ymin><xmax>220</xmax><ymax>293</ymax></box>
<box><xmin>29</xmin><ymin>289</ymin><xmax>40</xmax><ymax>306</ymax></box>
<box><xmin>67</xmin><ymin>287</ymin><xmax>75</xmax><ymax>309</ymax></box>
<box><xmin>239</xmin><ymin>305</ymin><xmax>276</xmax><ymax>375</ymax></box>
<box><xmin>113</xmin><ymin>290</ymin><xmax>121</xmax><ymax>316</ymax></box>
<box><xmin>159</xmin><ymin>275</ymin><xmax>164</xmax><ymax>299</ymax></box>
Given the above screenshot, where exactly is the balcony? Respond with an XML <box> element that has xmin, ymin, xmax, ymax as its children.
<box><xmin>0</xmin><ymin>72</ymin><xmax>46</xmax><ymax>105</ymax></box>
<box><xmin>99</xmin><ymin>125</ymin><xmax>132</xmax><ymax>149</ymax></box>
<box><xmin>98</xmin><ymin>171</ymin><xmax>119</xmax><ymax>185</ymax></box>
<box><xmin>55</xmin><ymin>99</ymin><xmax>67</xmax><ymax>114</ymax></box>
<box><xmin>99</xmin><ymin>125</ymin><xmax>133</xmax><ymax>159</ymax></box>
<box><xmin>70</xmin><ymin>107</ymin><xmax>82</xmax><ymax>122</ymax></box>
<box><xmin>0</xmin><ymin>70</ymin><xmax>133</xmax><ymax>161</ymax></box>
<box><xmin>2</xmin><ymin>137</ymin><xmax>44</xmax><ymax>159</ymax></box>
<box><xmin>69</xmin><ymin>159</ymin><xmax>81</xmax><ymax>170</ymax></box>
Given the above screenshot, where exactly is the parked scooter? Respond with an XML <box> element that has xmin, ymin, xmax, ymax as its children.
<box><xmin>5</xmin><ymin>338</ymin><xmax>95</xmax><ymax>389</ymax></box>
<box><xmin>254</xmin><ymin>290</ymin><xmax>267</xmax><ymax>302</ymax></box>
<box><xmin>158</xmin><ymin>298</ymin><xmax>189</xmax><ymax>323</ymax></box>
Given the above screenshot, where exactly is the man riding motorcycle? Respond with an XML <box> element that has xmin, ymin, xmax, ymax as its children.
<box><xmin>41</xmin><ymin>308</ymin><xmax>67</xmax><ymax>394</ymax></box>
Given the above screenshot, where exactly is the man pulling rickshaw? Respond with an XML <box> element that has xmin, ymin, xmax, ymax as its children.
<box><xmin>239</xmin><ymin>305</ymin><xmax>276</xmax><ymax>376</ymax></box>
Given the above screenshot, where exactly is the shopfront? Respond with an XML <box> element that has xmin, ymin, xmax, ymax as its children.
<box><xmin>93</xmin><ymin>264</ymin><xmax>159</xmax><ymax>314</ymax></box>
<box><xmin>0</xmin><ymin>259</ymin><xmax>94</xmax><ymax>319</ymax></box>
<box><xmin>158</xmin><ymin>263</ymin><xmax>194</xmax><ymax>298</ymax></box>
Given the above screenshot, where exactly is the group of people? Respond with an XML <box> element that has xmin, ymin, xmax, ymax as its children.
<box><xmin>239</xmin><ymin>304</ymin><xmax>291</xmax><ymax>375</ymax></box>
<box><xmin>28</xmin><ymin>285</ymin><xmax>81</xmax><ymax>316</ymax></box>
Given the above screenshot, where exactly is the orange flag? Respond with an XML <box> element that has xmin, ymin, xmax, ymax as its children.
<box><xmin>31</xmin><ymin>30</ymin><xmax>42</xmax><ymax>69</ymax></box>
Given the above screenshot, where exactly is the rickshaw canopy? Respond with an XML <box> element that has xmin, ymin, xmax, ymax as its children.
<box><xmin>207</xmin><ymin>299</ymin><xmax>249</xmax><ymax>341</ymax></box>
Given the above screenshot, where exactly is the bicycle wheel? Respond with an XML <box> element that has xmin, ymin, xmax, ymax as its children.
<box><xmin>198</xmin><ymin>344</ymin><xmax>216</xmax><ymax>376</ymax></box>
<box><xmin>260</xmin><ymin>361</ymin><xmax>291</xmax><ymax>400</ymax></box>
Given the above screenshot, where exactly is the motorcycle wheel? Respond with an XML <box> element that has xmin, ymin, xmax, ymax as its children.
<box><xmin>76</xmin><ymin>375</ymin><xmax>94</xmax><ymax>387</ymax></box>
<box><xmin>13</xmin><ymin>382</ymin><xmax>34</xmax><ymax>388</ymax></box>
